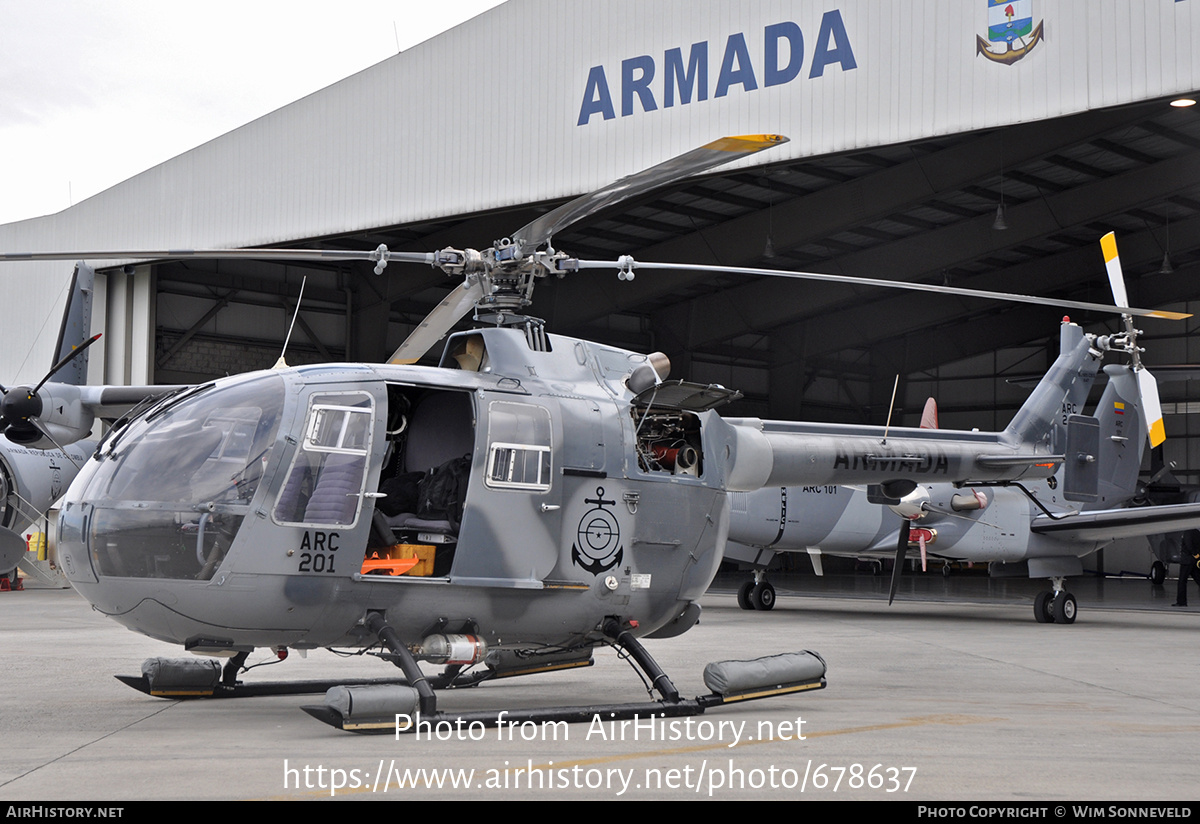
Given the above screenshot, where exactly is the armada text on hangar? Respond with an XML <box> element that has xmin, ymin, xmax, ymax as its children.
<box><xmin>577</xmin><ymin>9</ymin><xmax>857</xmax><ymax>126</ymax></box>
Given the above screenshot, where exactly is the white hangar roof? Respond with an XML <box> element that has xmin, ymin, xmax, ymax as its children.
<box><xmin>5</xmin><ymin>0</ymin><xmax>1199</xmax><ymax>251</ymax></box>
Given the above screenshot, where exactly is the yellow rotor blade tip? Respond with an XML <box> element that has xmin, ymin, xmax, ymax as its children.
<box><xmin>1100</xmin><ymin>232</ymin><xmax>1118</xmax><ymax>263</ymax></box>
<box><xmin>707</xmin><ymin>134</ymin><xmax>789</xmax><ymax>153</ymax></box>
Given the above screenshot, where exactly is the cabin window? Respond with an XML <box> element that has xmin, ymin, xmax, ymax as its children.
<box><xmin>274</xmin><ymin>393</ymin><xmax>374</xmax><ymax>527</ymax></box>
<box><xmin>305</xmin><ymin>403</ymin><xmax>371</xmax><ymax>454</ymax></box>
<box><xmin>486</xmin><ymin>443</ymin><xmax>552</xmax><ymax>490</ymax></box>
<box><xmin>484</xmin><ymin>402</ymin><xmax>552</xmax><ymax>492</ymax></box>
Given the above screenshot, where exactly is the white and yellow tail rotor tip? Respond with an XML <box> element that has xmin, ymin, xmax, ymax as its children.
<box><xmin>1100</xmin><ymin>231</ymin><xmax>1190</xmax><ymax>320</ymax></box>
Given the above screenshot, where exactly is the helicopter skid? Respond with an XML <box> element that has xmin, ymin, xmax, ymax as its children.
<box><xmin>304</xmin><ymin>613</ymin><xmax>829</xmax><ymax>734</ymax></box>
<box><xmin>119</xmin><ymin>641</ymin><xmax>601</xmax><ymax>700</ymax></box>
<box><xmin>115</xmin><ymin>672</ymin><xmax>415</xmax><ymax>700</ymax></box>
<box><xmin>302</xmin><ymin>643</ymin><xmax>828</xmax><ymax>734</ymax></box>
<box><xmin>301</xmin><ymin>675</ymin><xmax>827</xmax><ymax>734</ymax></box>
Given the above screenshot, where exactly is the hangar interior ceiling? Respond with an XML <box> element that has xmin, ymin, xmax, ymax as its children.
<box><xmin>144</xmin><ymin>95</ymin><xmax>1200</xmax><ymax>480</ymax></box>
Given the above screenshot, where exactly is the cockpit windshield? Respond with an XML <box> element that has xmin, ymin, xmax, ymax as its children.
<box><xmin>84</xmin><ymin>373</ymin><xmax>286</xmax><ymax>580</ymax></box>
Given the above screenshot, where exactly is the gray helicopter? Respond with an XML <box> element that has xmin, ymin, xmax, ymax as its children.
<box><xmin>0</xmin><ymin>136</ymin><xmax>1186</xmax><ymax>733</ymax></box>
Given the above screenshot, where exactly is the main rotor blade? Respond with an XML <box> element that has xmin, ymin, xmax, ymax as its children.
<box><xmin>510</xmin><ymin>134</ymin><xmax>789</xmax><ymax>256</ymax></box>
<box><xmin>0</xmin><ymin>247</ymin><xmax>436</xmax><ymax>268</ymax></box>
<box><xmin>574</xmin><ymin>259</ymin><xmax>1191</xmax><ymax>321</ymax></box>
<box><xmin>388</xmin><ymin>280</ymin><xmax>486</xmax><ymax>364</ymax></box>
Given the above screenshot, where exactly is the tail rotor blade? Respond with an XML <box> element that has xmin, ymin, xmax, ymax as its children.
<box><xmin>1100</xmin><ymin>231</ymin><xmax>1129</xmax><ymax>309</ymax></box>
<box><xmin>1137</xmin><ymin>367</ymin><xmax>1166</xmax><ymax>448</ymax></box>
<box><xmin>1102</xmin><ymin>232</ymin><xmax>1167</xmax><ymax>449</ymax></box>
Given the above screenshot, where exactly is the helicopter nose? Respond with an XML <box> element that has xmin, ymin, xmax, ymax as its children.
<box><xmin>61</xmin><ymin>372</ymin><xmax>287</xmax><ymax>583</ymax></box>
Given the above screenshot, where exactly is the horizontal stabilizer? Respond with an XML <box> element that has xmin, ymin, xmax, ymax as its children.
<box><xmin>974</xmin><ymin>454</ymin><xmax>1063</xmax><ymax>468</ymax></box>
<box><xmin>1031</xmin><ymin>501</ymin><xmax>1200</xmax><ymax>541</ymax></box>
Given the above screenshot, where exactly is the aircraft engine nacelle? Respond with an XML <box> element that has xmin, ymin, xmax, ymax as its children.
<box><xmin>887</xmin><ymin>485</ymin><xmax>932</xmax><ymax>520</ymax></box>
<box><xmin>1</xmin><ymin>383</ymin><xmax>95</xmax><ymax>450</ymax></box>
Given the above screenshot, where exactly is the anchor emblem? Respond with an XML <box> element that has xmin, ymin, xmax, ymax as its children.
<box><xmin>571</xmin><ymin>486</ymin><xmax>624</xmax><ymax>574</ymax></box>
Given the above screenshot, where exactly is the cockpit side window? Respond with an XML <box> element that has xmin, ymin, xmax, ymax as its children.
<box><xmin>82</xmin><ymin>373</ymin><xmax>285</xmax><ymax>581</ymax></box>
<box><xmin>274</xmin><ymin>393</ymin><xmax>374</xmax><ymax>527</ymax></box>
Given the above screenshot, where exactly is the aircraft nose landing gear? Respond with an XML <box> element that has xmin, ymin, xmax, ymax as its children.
<box><xmin>1034</xmin><ymin>578</ymin><xmax>1077</xmax><ymax>624</ymax></box>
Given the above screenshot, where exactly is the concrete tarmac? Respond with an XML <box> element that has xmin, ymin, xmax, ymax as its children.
<box><xmin>1</xmin><ymin>575</ymin><xmax>1197</xmax><ymax>801</ymax></box>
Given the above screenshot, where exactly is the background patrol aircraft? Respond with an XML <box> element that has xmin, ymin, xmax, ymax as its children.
<box><xmin>0</xmin><ymin>263</ymin><xmax>98</xmax><ymax>586</ymax></box>
<box><xmin>726</xmin><ymin>299</ymin><xmax>1200</xmax><ymax>624</ymax></box>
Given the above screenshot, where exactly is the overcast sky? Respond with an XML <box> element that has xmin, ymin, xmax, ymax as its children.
<box><xmin>0</xmin><ymin>1</ymin><xmax>506</xmax><ymax>225</ymax></box>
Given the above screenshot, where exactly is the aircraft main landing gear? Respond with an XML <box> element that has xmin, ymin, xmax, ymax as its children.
<box><xmin>737</xmin><ymin>572</ymin><xmax>775</xmax><ymax>610</ymax></box>
<box><xmin>1052</xmin><ymin>591</ymin><xmax>1077</xmax><ymax>624</ymax></box>
<box><xmin>1034</xmin><ymin>591</ymin><xmax>1054</xmax><ymax>623</ymax></box>
<box><xmin>1150</xmin><ymin>560</ymin><xmax>1167</xmax><ymax>587</ymax></box>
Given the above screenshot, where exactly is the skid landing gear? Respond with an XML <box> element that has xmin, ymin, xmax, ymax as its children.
<box><xmin>1033</xmin><ymin>578</ymin><xmax>1077</xmax><ymax>624</ymax></box>
<box><xmin>302</xmin><ymin>613</ymin><xmax>826</xmax><ymax>734</ymax></box>
<box><xmin>116</xmin><ymin>642</ymin><xmax>535</xmax><ymax>699</ymax></box>
<box><xmin>117</xmin><ymin>649</ymin><xmax>417</xmax><ymax>699</ymax></box>
<box><xmin>737</xmin><ymin>572</ymin><xmax>776</xmax><ymax>611</ymax></box>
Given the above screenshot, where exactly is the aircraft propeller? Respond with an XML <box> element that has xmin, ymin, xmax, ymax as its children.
<box><xmin>888</xmin><ymin>517</ymin><xmax>911</xmax><ymax>606</ymax></box>
<box><xmin>0</xmin><ymin>333</ymin><xmax>100</xmax><ymax>446</ymax></box>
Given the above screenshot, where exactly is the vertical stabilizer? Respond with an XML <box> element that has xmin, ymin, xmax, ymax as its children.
<box><xmin>1005</xmin><ymin>321</ymin><xmax>1102</xmax><ymax>448</ymax></box>
<box><xmin>51</xmin><ymin>263</ymin><xmax>95</xmax><ymax>386</ymax></box>
<box><xmin>1092</xmin><ymin>365</ymin><xmax>1144</xmax><ymax>505</ymax></box>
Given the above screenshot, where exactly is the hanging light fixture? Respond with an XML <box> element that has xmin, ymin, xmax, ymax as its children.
<box><xmin>1159</xmin><ymin>210</ymin><xmax>1173</xmax><ymax>274</ymax></box>
<box><xmin>763</xmin><ymin>194</ymin><xmax>777</xmax><ymax>258</ymax></box>
<box><xmin>993</xmin><ymin>158</ymin><xmax>1008</xmax><ymax>231</ymax></box>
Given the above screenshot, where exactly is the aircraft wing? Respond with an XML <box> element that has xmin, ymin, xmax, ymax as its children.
<box><xmin>1030</xmin><ymin>502</ymin><xmax>1200</xmax><ymax>541</ymax></box>
<box><xmin>3</xmin><ymin>383</ymin><xmax>188</xmax><ymax>451</ymax></box>
<box><xmin>82</xmin><ymin>385</ymin><xmax>190</xmax><ymax>421</ymax></box>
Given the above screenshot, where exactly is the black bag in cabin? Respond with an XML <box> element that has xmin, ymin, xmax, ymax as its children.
<box><xmin>416</xmin><ymin>455</ymin><xmax>471</xmax><ymax>529</ymax></box>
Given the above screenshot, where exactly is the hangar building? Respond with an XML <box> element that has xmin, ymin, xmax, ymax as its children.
<box><xmin>2</xmin><ymin>0</ymin><xmax>1200</xmax><ymax>572</ymax></box>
